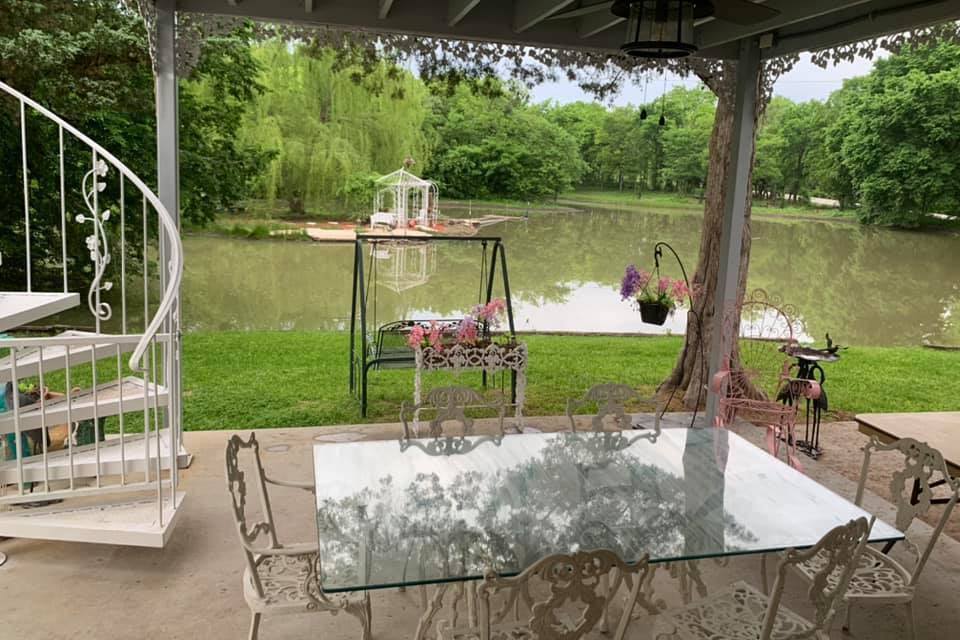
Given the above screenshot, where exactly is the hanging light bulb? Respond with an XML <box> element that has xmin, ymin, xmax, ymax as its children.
<box><xmin>613</xmin><ymin>1</ymin><xmax>709</xmax><ymax>59</ymax></box>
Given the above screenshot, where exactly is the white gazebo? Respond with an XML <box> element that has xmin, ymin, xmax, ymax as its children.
<box><xmin>370</xmin><ymin>168</ymin><xmax>440</xmax><ymax>229</ymax></box>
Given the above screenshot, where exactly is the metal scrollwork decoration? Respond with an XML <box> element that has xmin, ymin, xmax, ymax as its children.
<box><xmin>475</xmin><ymin>549</ymin><xmax>659</xmax><ymax>640</ymax></box>
<box><xmin>76</xmin><ymin>159</ymin><xmax>113</xmax><ymax>322</ymax></box>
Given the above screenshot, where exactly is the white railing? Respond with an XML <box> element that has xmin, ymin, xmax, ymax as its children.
<box><xmin>0</xmin><ymin>80</ymin><xmax>183</xmax><ymax>531</ymax></box>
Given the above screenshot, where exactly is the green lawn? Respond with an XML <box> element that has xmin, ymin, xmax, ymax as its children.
<box><xmin>180</xmin><ymin>331</ymin><xmax>960</xmax><ymax>430</ymax></box>
<box><xmin>561</xmin><ymin>189</ymin><xmax>858</xmax><ymax>221</ymax></box>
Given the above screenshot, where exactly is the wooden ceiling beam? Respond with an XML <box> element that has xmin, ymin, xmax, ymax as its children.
<box><xmin>449</xmin><ymin>0</ymin><xmax>482</xmax><ymax>26</ymax></box>
<box><xmin>379</xmin><ymin>0</ymin><xmax>396</xmax><ymax>20</ymax></box>
<box><xmin>578</xmin><ymin>11</ymin><xmax>623</xmax><ymax>39</ymax></box>
<box><xmin>514</xmin><ymin>0</ymin><xmax>577</xmax><ymax>33</ymax></box>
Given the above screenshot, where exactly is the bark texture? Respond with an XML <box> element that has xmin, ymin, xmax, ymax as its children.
<box><xmin>660</xmin><ymin>63</ymin><xmax>764</xmax><ymax>408</ymax></box>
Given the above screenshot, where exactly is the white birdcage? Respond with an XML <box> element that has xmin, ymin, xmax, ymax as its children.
<box><xmin>370</xmin><ymin>168</ymin><xmax>439</xmax><ymax>229</ymax></box>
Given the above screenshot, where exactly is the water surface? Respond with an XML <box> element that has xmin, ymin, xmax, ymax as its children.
<box><xmin>177</xmin><ymin>206</ymin><xmax>960</xmax><ymax>347</ymax></box>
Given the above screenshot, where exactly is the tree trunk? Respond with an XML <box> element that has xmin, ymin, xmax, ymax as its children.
<box><xmin>660</xmin><ymin>70</ymin><xmax>761</xmax><ymax>408</ymax></box>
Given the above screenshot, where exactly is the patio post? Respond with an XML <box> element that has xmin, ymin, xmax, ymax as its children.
<box><xmin>155</xmin><ymin>0</ymin><xmax>179</xmax><ymax>229</ymax></box>
<box><xmin>704</xmin><ymin>37</ymin><xmax>761</xmax><ymax>426</ymax></box>
<box><xmin>155</xmin><ymin>0</ymin><xmax>181</xmax><ymax>437</ymax></box>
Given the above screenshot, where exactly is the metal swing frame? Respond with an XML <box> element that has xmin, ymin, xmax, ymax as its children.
<box><xmin>349</xmin><ymin>235</ymin><xmax>517</xmax><ymax>417</ymax></box>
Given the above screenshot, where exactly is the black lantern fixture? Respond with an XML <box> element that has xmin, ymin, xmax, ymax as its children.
<box><xmin>613</xmin><ymin>1</ymin><xmax>713</xmax><ymax>59</ymax></box>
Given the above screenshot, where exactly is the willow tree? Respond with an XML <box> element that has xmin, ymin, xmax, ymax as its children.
<box><xmin>129</xmin><ymin>3</ymin><xmax>960</xmax><ymax>405</ymax></box>
<box><xmin>238</xmin><ymin>41</ymin><xmax>431</xmax><ymax>213</ymax></box>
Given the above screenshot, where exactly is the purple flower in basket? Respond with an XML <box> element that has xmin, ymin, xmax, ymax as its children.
<box><xmin>620</xmin><ymin>265</ymin><xmax>651</xmax><ymax>300</ymax></box>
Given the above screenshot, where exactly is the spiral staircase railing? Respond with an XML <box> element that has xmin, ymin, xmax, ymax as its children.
<box><xmin>0</xmin><ymin>80</ymin><xmax>184</xmax><ymax>547</ymax></box>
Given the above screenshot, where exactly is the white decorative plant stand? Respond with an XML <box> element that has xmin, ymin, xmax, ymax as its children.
<box><xmin>414</xmin><ymin>342</ymin><xmax>527</xmax><ymax>424</ymax></box>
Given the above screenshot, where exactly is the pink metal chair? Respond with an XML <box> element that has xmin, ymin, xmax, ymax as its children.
<box><xmin>711</xmin><ymin>290</ymin><xmax>820</xmax><ymax>470</ymax></box>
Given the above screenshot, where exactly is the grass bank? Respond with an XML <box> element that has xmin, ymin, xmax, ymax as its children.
<box><xmin>181</xmin><ymin>331</ymin><xmax>960</xmax><ymax>430</ymax></box>
<box><xmin>562</xmin><ymin>190</ymin><xmax>858</xmax><ymax>221</ymax></box>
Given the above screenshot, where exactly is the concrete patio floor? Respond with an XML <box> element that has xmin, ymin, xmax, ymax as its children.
<box><xmin>1</xmin><ymin>415</ymin><xmax>958</xmax><ymax>640</ymax></box>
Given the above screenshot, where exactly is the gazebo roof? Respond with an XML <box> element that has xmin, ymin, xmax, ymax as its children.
<box><xmin>173</xmin><ymin>1</ymin><xmax>960</xmax><ymax>60</ymax></box>
<box><xmin>376</xmin><ymin>168</ymin><xmax>434</xmax><ymax>188</ymax></box>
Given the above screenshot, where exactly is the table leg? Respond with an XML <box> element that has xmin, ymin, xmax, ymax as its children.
<box><xmin>415</xmin><ymin>584</ymin><xmax>449</xmax><ymax>640</ymax></box>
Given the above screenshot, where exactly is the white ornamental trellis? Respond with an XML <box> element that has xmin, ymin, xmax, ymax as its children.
<box><xmin>414</xmin><ymin>342</ymin><xmax>527</xmax><ymax>422</ymax></box>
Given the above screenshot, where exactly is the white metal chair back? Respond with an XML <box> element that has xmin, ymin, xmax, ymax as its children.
<box><xmin>855</xmin><ymin>437</ymin><xmax>959</xmax><ymax>582</ymax></box>
<box><xmin>224</xmin><ymin>433</ymin><xmax>371</xmax><ymax>640</ymax></box>
<box><xmin>401</xmin><ymin>386</ymin><xmax>505</xmax><ymax>439</ymax></box>
<box><xmin>566</xmin><ymin>383</ymin><xmax>645</xmax><ymax>433</ymax></box>
<box><xmin>225</xmin><ymin>433</ymin><xmax>281</xmax><ymax>598</ymax></box>
<box><xmin>477</xmin><ymin>550</ymin><xmax>659</xmax><ymax>640</ymax></box>
<box><xmin>763</xmin><ymin>517</ymin><xmax>872</xmax><ymax>640</ymax></box>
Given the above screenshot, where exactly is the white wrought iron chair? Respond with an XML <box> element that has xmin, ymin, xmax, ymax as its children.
<box><xmin>654</xmin><ymin>516</ymin><xmax>872</xmax><ymax>640</ymax></box>
<box><xmin>566</xmin><ymin>383</ymin><xmax>652</xmax><ymax>433</ymax></box>
<box><xmin>782</xmin><ymin>437</ymin><xmax>958</xmax><ymax>640</ymax></box>
<box><xmin>225</xmin><ymin>433</ymin><xmax>372</xmax><ymax>640</ymax></box>
<box><xmin>453</xmin><ymin>550</ymin><xmax>660</xmax><ymax>640</ymax></box>
<box><xmin>401</xmin><ymin>385</ymin><xmax>506</xmax><ymax>439</ymax></box>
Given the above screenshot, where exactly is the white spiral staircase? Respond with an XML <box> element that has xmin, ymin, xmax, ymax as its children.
<box><xmin>0</xmin><ymin>81</ymin><xmax>186</xmax><ymax>548</ymax></box>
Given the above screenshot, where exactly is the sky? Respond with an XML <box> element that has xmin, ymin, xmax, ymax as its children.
<box><xmin>529</xmin><ymin>53</ymin><xmax>880</xmax><ymax>106</ymax></box>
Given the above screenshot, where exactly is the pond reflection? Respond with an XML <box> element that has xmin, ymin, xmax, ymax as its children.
<box><xmin>48</xmin><ymin>206</ymin><xmax>960</xmax><ymax>346</ymax></box>
<box><xmin>182</xmin><ymin>208</ymin><xmax>959</xmax><ymax>346</ymax></box>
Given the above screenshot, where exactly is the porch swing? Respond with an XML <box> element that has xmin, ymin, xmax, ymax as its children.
<box><xmin>349</xmin><ymin>235</ymin><xmax>517</xmax><ymax>416</ymax></box>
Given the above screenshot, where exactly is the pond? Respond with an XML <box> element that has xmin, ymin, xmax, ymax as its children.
<box><xmin>172</xmin><ymin>205</ymin><xmax>959</xmax><ymax>348</ymax></box>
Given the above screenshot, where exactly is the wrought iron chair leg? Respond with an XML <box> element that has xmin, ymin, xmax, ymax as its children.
<box><xmin>760</xmin><ymin>553</ymin><xmax>768</xmax><ymax>595</ymax></box>
<box><xmin>842</xmin><ymin>602</ymin><xmax>852</xmax><ymax>633</ymax></box>
<box><xmin>248</xmin><ymin>612</ymin><xmax>261</xmax><ymax>640</ymax></box>
<box><xmin>905</xmin><ymin>601</ymin><xmax>917</xmax><ymax>640</ymax></box>
<box><xmin>344</xmin><ymin>594</ymin><xmax>373</xmax><ymax>640</ymax></box>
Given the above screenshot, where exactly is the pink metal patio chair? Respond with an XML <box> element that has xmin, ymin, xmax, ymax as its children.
<box><xmin>711</xmin><ymin>290</ymin><xmax>820</xmax><ymax>470</ymax></box>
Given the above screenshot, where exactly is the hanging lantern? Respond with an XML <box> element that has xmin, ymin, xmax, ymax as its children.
<box><xmin>613</xmin><ymin>0</ymin><xmax>711</xmax><ymax>59</ymax></box>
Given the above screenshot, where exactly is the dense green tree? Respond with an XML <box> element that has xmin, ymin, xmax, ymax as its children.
<box><xmin>659</xmin><ymin>88</ymin><xmax>715</xmax><ymax>194</ymax></box>
<box><xmin>427</xmin><ymin>83</ymin><xmax>583</xmax><ymax>200</ymax></box>
<box><xmin>754</xmin><ymin>97</ymin><xmax>828</xmax><ymax>203</ymax></box>
<box><xmin>594</xmin><ymin>106</ymin><xmax>648</xmax><ymax>192</ymax></box>
<box><xmin>238</xmin><ymin>41</ymin><xmax>431</xmax><ymax>214</ymax></box>
<box><xmin>0</xmin><ymin>0</ymin><xmax>266</xmax><ymax>289</ymax></box>
<box><xmin>544</xmin><ymin>101</ymin><xmax>607</xmax><ymax>186</ymax></box>
<box><xmin>830</xmin><ymin>42</ymin><xmax>960</xmax><ymax>227</ymax></box>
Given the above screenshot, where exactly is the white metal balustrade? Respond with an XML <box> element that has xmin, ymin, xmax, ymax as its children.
<box><xmin>0</xmin><ymin>80</ymin><xmax>185</xmax><ymax>548</ymax></box>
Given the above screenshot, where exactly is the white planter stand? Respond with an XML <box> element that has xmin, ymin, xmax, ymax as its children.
<box><xmin>414</xmin><ymin>343</ymin><xmax>527</xmax><ymax>425</ymax></box>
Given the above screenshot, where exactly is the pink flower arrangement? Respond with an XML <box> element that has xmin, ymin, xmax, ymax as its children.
<box><xmin>620</xmin><ymin>265</ymin><xmax>692</xmax><ymax>312</ymax></box>
<box><xmin>406</xmin><ymin>298</ymin><xmax>508</xmax><ymax>350</ymax></box>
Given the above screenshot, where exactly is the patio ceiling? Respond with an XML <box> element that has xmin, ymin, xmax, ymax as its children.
<box><xmin>173</xmin><ymin>0</ymin><xmax>960</xmax><ymax>59</ymax></box>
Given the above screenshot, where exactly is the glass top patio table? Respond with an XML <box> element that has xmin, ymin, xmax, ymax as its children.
<box><xmin>312</xmin><ymin>428</ymin><xmax>902</xmax><ymax>593</ymax></box>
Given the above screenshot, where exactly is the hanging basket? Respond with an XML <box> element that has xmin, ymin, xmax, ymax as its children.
<box><xmin>639</xmin><ymin>301</ymin><xmax>671</xmax><ymax>326</ymax></box>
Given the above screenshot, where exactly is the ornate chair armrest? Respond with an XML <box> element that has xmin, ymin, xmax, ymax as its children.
<box><xmin>264</xmin><ymin>475</ymin><xmax>316</xmax><ymax>493</ymax></box>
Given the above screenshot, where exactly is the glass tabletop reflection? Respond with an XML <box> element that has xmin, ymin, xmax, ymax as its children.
<box><xmin>312</xmin><ymin>428</ymin><xmax>902</xmax><ymax>593</ymax></box>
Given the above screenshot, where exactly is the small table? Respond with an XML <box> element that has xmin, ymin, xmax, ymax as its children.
<box><xmin>0</xmin><ymin>292</ymin><xmax>79</xmax><ymax>332</ymax></box>
<box><xmin>855</xmin><ymin>412</ymin><xmax>960</xmax><ymax>479</ymax></box>
<box><xmin>313</xmin><ymin>429</ymin><xmax>901</xmax><ymax>604</ymax></box>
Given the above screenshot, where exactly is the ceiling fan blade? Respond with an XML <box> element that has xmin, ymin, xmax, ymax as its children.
<box><xmin>712</xmin><ymin>0</ymin><xmax>780</xmax><ymax>25</ymax></box>
<box><xmin>549</xmin><ymin>2</ymin><xmax>614</xmax><ymax>20</ymax></box>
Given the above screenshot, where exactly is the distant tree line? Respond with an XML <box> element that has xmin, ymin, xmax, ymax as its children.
<box><xmin>244</xmin><ymin>39</ymin><xmax>960</xmax><ymax>228</ymax></box>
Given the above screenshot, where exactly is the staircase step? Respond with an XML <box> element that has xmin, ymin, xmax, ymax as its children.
<box><xmin>0</xmin><ymin>331</ymin><xmax>135</xmax><ymax>382</ymax></box>
<box><xmin>0</xmin><ymin>292</ymin><xmax>80</xmax><ymax>332</ymax></box>
<box><xmin>0</xmin><ymin>428</ymin><xmax>188</xmax><ymax>484</ymax></box>
<box><xmin>0</xmin><ymin>491</ymin><xmax>185</xmax><ymax>547</ymax></box>
<box><xmin>0</xmin><ymin>377</ymin><xmax>167</xmax><ymax>435</ymax></box>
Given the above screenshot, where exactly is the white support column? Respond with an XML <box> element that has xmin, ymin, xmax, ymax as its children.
<box><xmin>155</xmin><ymin>0</ymin><xmax>179</xmax><ymax>223</ymax></box>
<box><xmin>705</xmin><ymin>37</ymin><xmax>761</xmax><ymax>426</ymax></box>
<box><xmin>154</xmin><ymin>0</ymin><xmax>182</xmax><ymax>450</ymax></box>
